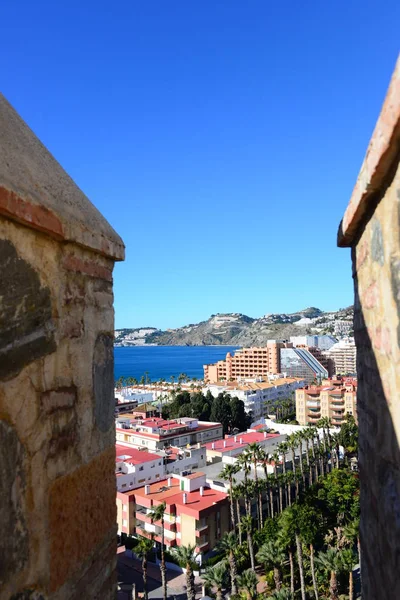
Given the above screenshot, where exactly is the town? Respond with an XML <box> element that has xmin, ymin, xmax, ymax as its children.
<box><xmin>115</xmin><ymin>335</ymin><xmax>359</xmax><ymax>599</ymax></box>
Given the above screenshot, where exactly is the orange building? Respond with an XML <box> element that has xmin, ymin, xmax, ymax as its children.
<box><xmin>204</xmin><ymin>341</ymin><xmax>293</xmax><ymax>383</ymax></box>
<box><xmin>296</xmin><ymin>378</ymin><xmax>357</xmax><ymax>426</ymax></box>
<box><xmin>116</xmin><ymin>472</ymin><xmax>229</xmax><ymax>559</ymax></box>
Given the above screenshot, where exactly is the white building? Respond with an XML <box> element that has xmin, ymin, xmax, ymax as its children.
<box><xmin>205</xmin><ymin>377</ymin><xmax>305</xmax><ymax>419</ymax></box>
<box><xmin>116</xmin><ymin>445</ymin><xmax>164</xmax><ymax>492</ymax></box>
<box><xmin>326</xmin><ymin>338</ymin><xmax>357</xmax><ymax>375</ymax></box>
<box><xmin>290</xmin><ymin>335</ymin><xmax>337</xmax><ymax>350</ymax></box>
<box><xmin>334</xmin><ymin>320</ymin><xmax>353</xmax><ymax>337</ymax></box>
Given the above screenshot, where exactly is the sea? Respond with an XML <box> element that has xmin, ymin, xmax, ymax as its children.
<box><xmin>114</xmin><ymin>345</ymin><xmax>240</xmax><ymax>381</ymax></box>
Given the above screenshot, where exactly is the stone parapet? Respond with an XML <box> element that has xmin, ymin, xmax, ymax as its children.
<box><xmin>0</xmin><ymin>97</ymin><xmax>124</xmax><ymax>599</ymax></box>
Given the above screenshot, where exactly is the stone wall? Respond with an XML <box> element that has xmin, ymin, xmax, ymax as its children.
<box><xmin>338</xmin><ymin>57</ymin><xmax>400</xmax><ymax>599</ymax></box>
<box><xmin>0</xmin><ymin>95</ymin><xmax>124</xmax><ymax>599</ymax></box>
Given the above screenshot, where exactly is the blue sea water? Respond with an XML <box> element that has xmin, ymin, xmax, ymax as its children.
<box><xmin>114</xmin><ymin>345</ymin><xmax>240</xmax><ymax>381</ymax></box>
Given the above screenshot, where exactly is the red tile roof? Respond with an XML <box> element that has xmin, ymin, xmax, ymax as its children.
<box><xmin>115</xmin><ymin>445</ymin><xmax>160</xmax><ymax>465</ymax></box>
<box><xmin>204</xmin><ymin>431</ymin><xmax>279</xmax><ymax>453</ymax></box>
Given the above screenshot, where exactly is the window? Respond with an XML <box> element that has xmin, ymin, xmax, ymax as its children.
<box><xmin>123</xmin><ymin>504</ymin><xmax>127</xmax><ymax>512</ymax></box>
<box><xmin>156</xmin><ymin>474</ymin><xmax>160</xmax><ymax>478</ymax></box>
<box><xmin>122</xmin><ymin>483</ymin><xmax>126</xmax><ymax>488</ymax></box>
<box><xmin>139</xmin><ymin>466</ymin><xmax>144</xmax><ymax>471</ymax></box>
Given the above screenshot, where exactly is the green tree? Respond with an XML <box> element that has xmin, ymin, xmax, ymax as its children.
<box><xmin>220</xmin><ymin>463</ymin><xmax>239</xmax><ymax>530</ymax></box>
<box><xmin>257</xmin><ymin>540</ymin><xmax>286</xmax><ymax>591</ymax></box>
<box><xmin>172</xmin><ymin>544</ymin><xmax>198</xmax><ymax>600</ymax></box>
<box><xmin>135</xmin><ymin>537</ymin><xmax>154</xmax><ymax>600</ymax></box>
<box><xmin>244</xmin><ymin>443</ymin><xmax>264</xmax><ymax>528</ymax></box>
<box><xmin>241</xmin><ymin>514</ymin><xmax>255</xmax><ymax>570</ymax></box>
<box><xmin>231</xmin><ymin>396</ymin><xmax>248</xmax><ymax>432</ymax></box>
<box><xmin>338</xmin><ymin>415</ymin><xmax>358</xmax><ymax>459</ymax></box>
<box><xmin>315</xmin><ymin>548</ymin><xmax>341</xmax><ymax>600</ymax></box>
<box><xmin>210</xmin><ymin>393</ymin><xmax>232</xmax><ymax>434</ymax></box>
<box><xmin>339</xmin><ymin>548</ymin><xmax>357</xmax><ymax>600</ymax></box>
<box><xmin>279</xmin><ymin>506</ymin><xmax>306</xmax><ymax>600</ymax></box>
<box><xmin>203</xmin><ymin>561</ymin><xmax>228</xmax><ymax>600</ymax></box>
<box><xmin>148</xmin><ymin>502</ymin><xmax>167</xmax><ymax>600</ymax></box>
<box><xmin>217</xmin><ymin>531</ymin><xmax>239</xmax><ymax>596</ymax></box>
<box><xmin>237</xmin><ymin>568</ymin><xmax>258</xmax><ymax>600</ymax></box>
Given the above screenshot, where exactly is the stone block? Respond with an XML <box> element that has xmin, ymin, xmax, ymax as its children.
<box><xmin>48</xmin><ymin>447</ymin><xmax>117</xmax><ymax>593</ymax></box>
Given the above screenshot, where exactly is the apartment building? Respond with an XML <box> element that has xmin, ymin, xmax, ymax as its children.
<box><xmin>205</xmin><ymin>377</ymin><xmax>305</xmax><ymax>419</ymax></box>
<box><xmin>116</xmin><ymin>445</ymin><xmax>164</xmax><ymax>492</ymax></box>
<box><xmin>290</xmin><ymin>335</ymin><xmax>337</xmax><ymax>350</ymax></box>
<box><xmin>116</xmin><ymin>416</ymin><xmax>223</xmax><ymax>451</ymax></box>
<box><xmin>204</xmin><ymin>429</ymin><xmax>283</xmax><ymax>462</ymax></box>
<box><xmin>325</xmin><ymin>338</ymin><xmax>357</xmax><ymax>375</ymax></box>
<box><xmin>116</xmin><ymin>472</ymin><xmax>229</xmax><ymax>560</ymax></box>
<box><xmin>296</xmin><ymin>379</ymin><xmax>357</xmax><ymax>426</ymax></box>
<box><xmin>204</xmin><ymin>341</ymin><xmax>293</xmax><ymax>383</ymax></box>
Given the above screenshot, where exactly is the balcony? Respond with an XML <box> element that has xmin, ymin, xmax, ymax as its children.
<box><xmin>195</xmin><ymin>522</ymin><xmax>209</xmax><ymax>536</ymax></box>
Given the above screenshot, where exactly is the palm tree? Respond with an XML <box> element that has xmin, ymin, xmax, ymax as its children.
<box><xmin>172</xmin><ymin>544</ymin><xmax>198</xmax><ymax>600</ymax></box>
<box><xmin>343</xmin><ymin>518</ymin><xmax>360</xmax><ymax>571</ymax></box>
<box><xmin>287</xmin><ymin>434</ymin><xmax>299</xmax><ymax>498</ymax></box>
<box><xmin>237</xmin><ymin>454</ymin><xmax>252</xmax><ymax>517</ymax></box>
<box><xmin>237</xmin><ymin>568</ymin><xmax>258</xmax><ymax>600</ymax></box>
<box><xmin>135</xmin><ymin>537</ymin><xmax>154</xmax><ymax>600</ymax></box>
<box><xmin>339</xmin><ymin>548</ymin><xmax>357</xmax><ymax>600</ymax></box>
<box><xmin>232</xmin><ymin>485</ymin><xmax>243</xmax><ymax>543</ymax></box>
<box><xmin>203</xmin><ymin>561</ymin><xmax>227</xmax><ymax>600</ymax></box>
<box><xmin>266</xmin><ymin>588</ymin><xmax>292</xmax><ymax>600</ymax></box>
<box><xmin>241</xmin><ymin>514</ymin><xmax>255</xmax><ymax>570</ymax></box>
<box><xmin>148</xmin><ymin>502</ymin><xmax>167</xmax><ymax>600</ymax></box>
<box><xmin>257</xmin><ymin>540</ymin><xmax>286</xmax><ymax>591</ymax></box>
<box><xmin>294</xmin><ymin>431</ymin><xmax>306</xmax><ymax>488</ymax></box>
<box><xmin>245</xmin><ymin>442</ymin><xmax>264</xmax><ymax>527</ymax></box>
<box><xmin>217</xmin><ymin>531</ymin><xmax>239</xmax><ymax>595</ymax></box>
<box><xmin>220</xmin><ymin>463</ymin><xmax>239</xmax><ymax>530</ymax></box>
<box><xmin>277</xmin><ymin>441</ymin><xmax>290</xmax><ymax>505</ymax></box>
<box><xmin>315</xmin><ymin>548</ymin><xmax>341</xmax><ymax>600</ymax></box>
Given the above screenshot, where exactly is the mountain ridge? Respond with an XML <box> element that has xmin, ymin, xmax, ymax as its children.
<box><xmin>114</xmin><ymin>306</ymin><xmax>353</xmax><ymax>347</ymax></box>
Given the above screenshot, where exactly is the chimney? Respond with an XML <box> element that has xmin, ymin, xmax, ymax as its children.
<box><xmin>200</xmin><ymin>486</ymin><xmax>204</xmax><ymax>496</ymax></box>
<box><xmin>168</xmin><ymin>477</ymin><xmax>172</xmax><ymax>487</ymax></box>
<box><xmin>240</xmin><ymin>438</ymin><xmax>243</xmax><ymax>444</ymax></box>
<box><xmin>223</xmin><ymin>440</ymin><xmax>226</xmax><ymax>448</ymax></box>
<box><xmin>264</xmin><ymin>431</ymin><xmax>267</xmax><ymax>438</ymax></box>
<box><xmin>183</xmin><ymin>493</ymin><xmax>187</xmax><ymax>504</ymax></box>
<box><xmin>212</xmin><ymin>442</ymin><xmax>215</xmax><ymax>450</ymax></box>
<box><xmin>234</xmin><ymin>436</ymin><xmax>237</xmax><ymax>442</ymax></box>
<box><xmin>145</xmin><ymin>485</ymin><xmax>150</xmax><ymax>495</ymax></box>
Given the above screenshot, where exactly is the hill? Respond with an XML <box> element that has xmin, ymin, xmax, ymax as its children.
<box><xmin>114</xmin><ymin>306</ymin><xmax>353</xmax><ymax>347</ymax></box>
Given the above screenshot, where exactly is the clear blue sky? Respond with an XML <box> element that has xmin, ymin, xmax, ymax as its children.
<box><xmin>2</xmin><ymin>1</ymin><xmax>399</xmax><ymax>329</ymax></box>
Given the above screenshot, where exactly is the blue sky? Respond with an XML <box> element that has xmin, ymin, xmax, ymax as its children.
<box><xmin>2</xmin><ymin>1</ymin><xmax>399</xmax><ymax>329</ymax></box>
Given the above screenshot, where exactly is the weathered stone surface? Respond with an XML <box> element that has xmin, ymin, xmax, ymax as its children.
<box><xmin>41</xmin><ymin>387</ymin><xmax>77</xmax><ymax>414</ymax></box>
<box><xmin>48</xmin><ymin>447</ymin><xmax>117</xmax><ymax>593</ymax></box>
<box><xmin>93</xmin><ymin>333</ymin><xmax>115</xmax><ymax>432</ymax></box>
<box><xmin>0</xmin><ymin>96</ymin><xmax>122</xmax><ymax>599</ymax></box>
<box><xmin>0</xmin><ymin>421</ymin><xmax>28</xmax><ymax>587</ymax></box>
<box><xmin>0</xmin><ymin>239</ymin><xmax>56</xmax><ymax>380</ymax></box>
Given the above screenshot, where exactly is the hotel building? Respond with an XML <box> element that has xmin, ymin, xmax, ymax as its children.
<box><xmin>295</xmin><ymin>378</ymin><xmax>357</xmax><ymax>426</ymax></box>
<box><xmin>204</xmin><ymin>341</ymin><xmax>293</xmax><ymax>383</ymax></box>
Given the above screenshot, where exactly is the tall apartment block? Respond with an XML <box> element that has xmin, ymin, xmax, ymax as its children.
<box><xmin>295</xmin><ymin>378</ymin><xmax>357</xmax><ymax>426</ymax></box>
<box><xmin>325</xmin><ymin>338</ymin><xmax>357</xmax><ymax>375</ymax></box>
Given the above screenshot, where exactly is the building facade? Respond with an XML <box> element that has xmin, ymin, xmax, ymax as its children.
<box><xmin>280</xmin><ymin>347</ymin><xmax>329</xmax><ymax>383</ymax></box>
<box><xmin>205</xmin><ymin>377</ymin><xmax>305</xmax><ymax>419</ymax></box>
<box><xmin>295</xmin><ymin>379</ymin><xmax>357</xmax><ymax>426</ymax></box>
<box><xmin>116</xmin><ymin>472</ymin><xmax>229</xmax><ymax>561</ymax></box>
<box><xmin>325</xmin><ymin>338</ymin><xmax>357</xmax><ymax>375</ymax></box>
<box><xmin>290</xmin><ymin>335</ymin><xmax>337</xmax><ymax>350</ymax></box>
<box><xmin>116</xmin><ymin>416</ymin><xmax>223</xmax><ymax>450</ymax></box>
<box><xmin>204</xmin><ymin>341</ymin><xmax>293</xmax><ymax>383</ymax></box>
